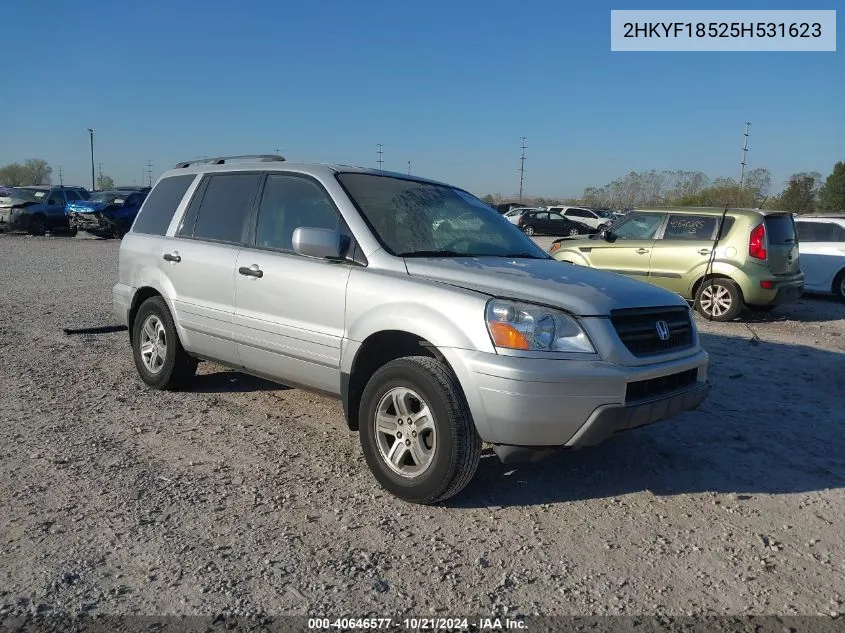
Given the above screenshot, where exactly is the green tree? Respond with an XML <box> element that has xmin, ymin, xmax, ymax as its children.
<box><xmin>775</xmin><ymin>172</ymin><xmax>821</xmax><ymax>213</ymax></box>
<box><xmin>819</xmin><ymin>162</ymin><xmax>845</xmax><ymax>211</ymax></box>
<box><xmin>668</xmin><ymin>182</ymin><xmax>755</xmax><ymax>208</ymax></box>
<box><xmin>96</xmin><ymin>174</ymin><xmax>115</xmax><ymax>190</ymax></box>
<box><xmin>0</xmin><ymin>158</ymin><xmax>52</xmax><ymax>185</ymax></box>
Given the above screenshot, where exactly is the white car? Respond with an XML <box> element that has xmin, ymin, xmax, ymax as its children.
<box><xmin>794</xmin><ymin>215</ymin><xmax>845</xmax><ymax>301</ymax></box>
<box><xmin>546</xmin><ymin>206</ymin><xmax>612</xmax><ymax>230</ymax></box>
<box><xmin>503</xmin><ymin>207</ymin><xmax>538</xmax><ymax>224</ymax></box>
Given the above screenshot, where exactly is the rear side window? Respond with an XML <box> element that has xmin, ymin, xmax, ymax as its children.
<box><xmin>796</xmin><ymin>221</ymin><xmax>845</xmax><ymax>242</ymax></box>
<box><xmin>663</xmin><ymin>214</ymin><xmax>718</xmax><ymax>240</ymax></box>
<box><xmin>132</xmin><ymin>175</ymin><xmax>195</xmax><ymax>236</ymax></box>
<box><xmin>189</xmin><ymin>173</ymin><xmax>261</xmax><ymax>244</ymax></box>
<box><xmin>764</xmin><ymin>215</ymin><xmax>797</xmax><ymax>244</ymax></box>
<box><xmin>65</xmin><ymin>190</ymin><xmax>81</xmax><ymax>201</ymax></box>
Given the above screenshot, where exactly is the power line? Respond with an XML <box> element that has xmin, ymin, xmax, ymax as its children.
<box><xmin>739</xmin><ymin>121</ymin><xmax>751</xmax><ymax>189</ymax></box>
<box><xmin>377</xmin><ymin>144</ymin><xmax>384</xmax><ymax>170</ymax></box>
<box><xmin>518</xmin><ymin>137</ymin><xmax>527</xmax><ymax>202</ymax></box>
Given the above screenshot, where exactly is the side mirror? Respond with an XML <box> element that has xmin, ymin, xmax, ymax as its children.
<box><xmin>292</xmin><ymin>226</ymin><xmax>343</xmax><ymax>260</ymax></box>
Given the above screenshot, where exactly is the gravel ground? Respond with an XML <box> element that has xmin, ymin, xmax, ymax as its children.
<box><xmin>1</xmin><ymin>233</ymin><xmax>844</xmax><ymax>621</ymax></box>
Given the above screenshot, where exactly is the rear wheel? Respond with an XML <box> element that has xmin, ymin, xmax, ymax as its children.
<box><xmin>695</xmin><ymin>278</ymin><xmax>743</xmax><ymax>321</ymax></box>
<box><xmin>834</xmin><ymin>269</ymin><xmax>845</xmax><ymax>302</ymax></box>
<box><xmin>523</xmin><ymin>225</ymin><xmax>535</xmax><ymax>236</ymax></box>
<box><xmin>358</xmin><ymin>356</ymin><xmax>481</xmax><ymax>504</ymax></box>
<box><xmin>131</xmin><ymin>296</ymin><xmax>197</xmax><ymax>390</ymax></box>
<box><xmin>568</xmin><ymin>227</ymin><xmax>580</xmax><ymax>236</ymax></box>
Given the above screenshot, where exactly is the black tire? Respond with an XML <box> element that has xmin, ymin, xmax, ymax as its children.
<box><xmin>28</xmin><ymin>214</ymin><xmax>47</xmax><ymax>236</ymax></box>
<box><xmin>131</xmin><ymin>296</ymin><xmax>197</xmax><ymax>390</ymax></box>
<box><xmin>694</xmin><ymin>278</ymin><xmax>744</xmax><ymax>321</ymax></box>
<box><xmin>568</xmin><ymin>227</ymin><xmax>579</xmax><ymax>236</ymax></box>
<box><xmin>358</xmin><ymin>356</ymin><xmax>481</xmax><ymax>505</ymax></box>
<box><xmin>833</xmin><ymin>269</ymin><xmax>845</xmax><ymax>302</ymax></box>
<box><xmin>523</xmin><ymin>225</ymin><xmax>535</xmax><ymax>236</ymax></box>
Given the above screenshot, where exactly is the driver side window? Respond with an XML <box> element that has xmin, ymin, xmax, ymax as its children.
<box><xmin>612</xmin><ymin>213</ymin><xmax>665</xmax><ymax>240</ymax></box>
<box><xmin>47</xmin><ymin>191</ymin><xmax>65</xmax><ymax>205</ymax></box>
<box><xmin>254</xmin><ymin>174</ymin><xmax>350</xmax><ymax>252</ymax></box>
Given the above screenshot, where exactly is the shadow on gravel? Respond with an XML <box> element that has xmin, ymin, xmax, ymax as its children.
<box><xmin>738</xmin><ymin>296</ymin><xmax>844</xmax><ymax>324</ymax></box>
<box><xmin>453</xmin><ymin>332</ymin><xmax>845</xmax><ymax>509</ymax></box>
<box><xmin>191</xmin><ymin>370</ymin><xmax>291</xmax><ymax>394</ymax></box>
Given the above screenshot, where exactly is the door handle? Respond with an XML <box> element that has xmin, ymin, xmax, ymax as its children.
<box><xmin>698</xmin><ymin>249</ymin><xmax>712</xmax><ymax>255</ymax></box>
<box><xmin>238</xmin><ymin>265</ymin><xmax>263</xmax><ymax>278</ymax></box>
<box><xmin>162</xmin><ymin>252</ymin><xmax>181</xmax><ymax>263</ymax></box>
<box><xmin>636</xmin><ymin>248</ymin><xmax>650</xmax><ymax>254</ymax></box>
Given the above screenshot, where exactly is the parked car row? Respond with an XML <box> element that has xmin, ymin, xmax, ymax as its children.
<box><xmin>548</xmin><ymin>207</ymin><xmax>845</xmax><ymax>320</ymax></box>
<box><xmin>0</xmin><ymin>185</ymin><xmax>149</xmax><ymax>237</ymax></box>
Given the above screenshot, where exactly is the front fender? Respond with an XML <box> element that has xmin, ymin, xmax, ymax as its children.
<box><xmin>342</xmin><ymin>269</ymin><xmax>495</xmax><ymax>374</ymax></box>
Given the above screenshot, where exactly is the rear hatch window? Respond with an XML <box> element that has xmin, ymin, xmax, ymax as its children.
<box><xmin>765</xmin><ymin>214</ymin><xmax>797</xmax><ymax>244</ymax></box>
<box><xmin>763</xmin><ymin>214</ymin><xmax>799</xmax><ymax>275</ymax></box>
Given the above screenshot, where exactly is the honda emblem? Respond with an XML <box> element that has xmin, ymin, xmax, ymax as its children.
<box><xmin>655</xmin><ymin>320</ymin><xmax>670</xmax><ymax>342</ymax></box>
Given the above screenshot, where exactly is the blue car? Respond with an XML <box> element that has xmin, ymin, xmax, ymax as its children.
<box><xmin>65</xmin><ymin>188</ymin><xmax>149</xmax><ymax>238</ymax></box>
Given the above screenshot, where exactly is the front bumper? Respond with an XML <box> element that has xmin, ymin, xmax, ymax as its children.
<box><xmin>441</xmin><ymin>347</ymin><xmax>709</xmax><ymax>447</ymax></box>
<box><xmin>0</xmin><ymin>209</ymin><xmax>30</xmax><ymax>232</ymax></box>
<box><xmin>68</xmin><ymin>212</ymin><xmax>118</xmax><ymax>234</ymax></box>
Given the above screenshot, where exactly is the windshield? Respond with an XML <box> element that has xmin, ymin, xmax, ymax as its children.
<box><xmin>7</xmin><ymin>188</ymin><xmax>47</xmax><ymax>202</ymax></box>
<box><xmin>337</xmin><ymin>173</ymin><xmax>549</xmax><ymax>258</ymax></box>
<box><xmin>89</xmin><ymin>191</ymin><xmax>127</xmax><ymax>204</ymax></box>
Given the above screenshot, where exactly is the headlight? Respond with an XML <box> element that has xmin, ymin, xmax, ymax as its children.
<box><xmin>485</xmin><ymin>299</ymin><xmax>595</xmax><ymax>353</ymax></box>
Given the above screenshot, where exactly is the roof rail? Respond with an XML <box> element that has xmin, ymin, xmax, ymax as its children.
<box><xmin>173</xmin><ymin>154</ymin><xmax>286</xmax><ymax>169</ymax></box>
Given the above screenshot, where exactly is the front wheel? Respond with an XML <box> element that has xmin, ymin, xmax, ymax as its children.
<box><xmin>523</xmin><ymin>225</ymin><xmax>535</xmax><ymax>236</ymax></box>
<box><xmin>834</xmin><ymin>269</ymin><xmax>845</xmax><ymax>302</ymax></box>
<box><xmin>358</xmin><ymin>356</ymin><xmax>481</xmax><ymax>504</ymax></box>
<box><xmin>695</xmin><ymin>278</ymin><xmax>743</xmax><ymax>321</ymax></box>
<box><xmin>131</xmin><ymin>296</ymin><xmax>198</xmax><ymax>389</ymax></box>
<box><xmin>28</xmin><ymin>214</ymin><xmax>47</xmax><ymax>236</ymax></box>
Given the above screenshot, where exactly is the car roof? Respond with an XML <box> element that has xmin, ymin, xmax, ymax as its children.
<box><xmin>160</xmin><ymin>161</ymin><xmax>454</xmax><ymax>189</ymax></box>
<box><xmin>631</xmin><ymin>206</ymin><xmax>792</xmax><ymax>217</ymax></box>
<box><xmin>797</xmin><ymin>213</ymin><xmax>845</xmax><ymax>220</ymax></box>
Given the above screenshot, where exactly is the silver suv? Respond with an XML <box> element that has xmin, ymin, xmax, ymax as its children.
<box><xmin>114</xmin><ymin>155</ymin><xmax>710</xmax><ymax>504</ymax></box>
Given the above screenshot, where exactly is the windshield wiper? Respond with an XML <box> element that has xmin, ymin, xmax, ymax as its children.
<box><xmin>398</xmin><ymin>250</ymin><xmax>469</xmax><ymax>258</ymax></box>
<box><xmin>498</xmin><ymin>252</ymin><xmax>550</xmax><ymax>259</ymax></box>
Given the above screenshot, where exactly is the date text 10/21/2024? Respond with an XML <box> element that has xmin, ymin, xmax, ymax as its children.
<box><xmin>307</xmin><ymin>617</ymin><xmax>527</xmax><ymax>630</ymax></box>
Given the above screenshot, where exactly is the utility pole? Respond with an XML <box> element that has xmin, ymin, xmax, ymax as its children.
<box><xmin>377</xmin><ymin>144</ymin><xmax>384</xmax><ymax>170</ymax></box>
<box><xmin>146</xmin><ymin>160</ymin><xmax>154</xmax><ymax>187</ymax></box>
<box><xmin>518</xmin><ymin>137</ymin><xmax>527</xmax><ymax>202</ymax></box>
<box><xmin>274</xmin><ymin>148</ymin><xmax>282</xmax><ymax>156</ymax></box>
<box><xmin>97</xmin><ymin>162</ymin><xmax>104</xmax><ymax>186</ymax></box>
<box><xmin>408</xmin><ymin>160</ymin><xmax>411</xmax><ymax>175</ymax></box>
<box><xmin>88</xmin><ymin>128</ymin><xmax>95</xmax><ymax>191</ymax></box>
<box><xmin>58</xmin><ymin>166</ymin><xmax>64</xmax><ymax>186</ymax></box>
<box><xmin>739</xmin><ymin>121</ymin><xmax>751</xmax><ymax>189</ymax></box>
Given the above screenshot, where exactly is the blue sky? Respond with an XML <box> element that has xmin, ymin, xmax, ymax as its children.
<box><xmin>1</xmin><ymin>0</ymin><xmax>841</xmax><ymax>197</ymax></box>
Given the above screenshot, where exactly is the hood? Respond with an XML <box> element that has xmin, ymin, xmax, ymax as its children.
<box><xmin>403</xmin><ymin>257</ymin><xmax>688</xmax><ymax>316</ymax></box>
<box><xmin>0</xmin><ymin>196</ymin><xmax>35</xmax><ymax>208</ymax></box>
<box><xmin>66</xmin><ymin>200</ymin><xmax>111</xmax><ymax>214</ymax></box>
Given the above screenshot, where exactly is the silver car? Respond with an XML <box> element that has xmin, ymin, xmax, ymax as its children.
<box><xmin>114</xmin><ymin>155</ymin><xmax>710</xmax><ymax>504</ymax></box>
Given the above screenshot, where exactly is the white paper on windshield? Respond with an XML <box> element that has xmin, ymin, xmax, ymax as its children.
<box><xmin>34</xmin><ymin>191</ymin><xmax>46</xmax><ymax>198</ymax></box>
<box><xmin>113</xmin><ymin>198</ymin><xmax>125</xmax><ymax>205</ymax></box>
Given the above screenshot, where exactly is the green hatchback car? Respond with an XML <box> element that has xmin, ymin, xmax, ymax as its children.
<box><xmin>549</xmin><ymin>207</ymin><xmax>804</xmax><ymax>321</ymax></box>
